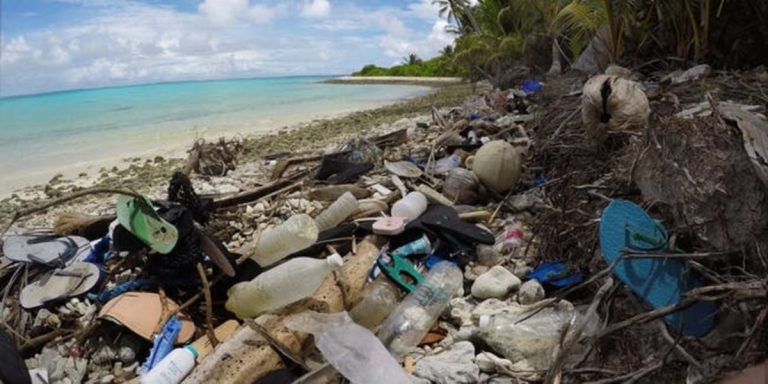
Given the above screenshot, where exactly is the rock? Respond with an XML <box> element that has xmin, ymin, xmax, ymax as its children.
<box><xmin>464</xmin><ymin>264</ymin><xmax>487</xmax><ymax>281</ymax></box>
<box><xmin>518</xmin><ymin>279</ymin><xmax>545</xmax><ymax>305</ymax></box>
<box><xmin>33</xmin><ymin>308</ymin><xmax>61</xmax><ymax>329</ymax></box>
<box><xmin>471</xmin><ymin>266</ymin><xmax>521</xmax><ymax>299</ymax></box>
<box><xmin>666</xmin><ymin>64</ymin><xmax>712</xmax><ymax>84</ymax></box>
<box><xmin>476</xmin><ymin>245</ymin><xmax>503</xmax><ymax>266</ymax></box>
<box><xmin>409</xmin><ymin>375</ymin><xmax>431</xmax><ymax>384</ymax></box>
<box><xmin>100</xmin><ymin>374</ymin><xmax>115</xmax><ymax>383</ymax></box>
<box><xmin>448</xmin><ymin>297</ymin><xmax>475</xmax><ymax>326</ymax></box>
<box><xmin>604</xmin><ymin>64</ymin><xmax>632</xmax><ymax>78</ymax></box>
<box><xmin>476</xmin><ymin>351</ymin><xmax>513</xmax><ymax>373</ymax></box>
<box><xmin>413</xmin><ymin>341</ymin><xmax>480</xmax><ymax>384</ymax></box>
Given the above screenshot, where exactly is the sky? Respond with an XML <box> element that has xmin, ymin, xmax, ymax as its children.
<box><xmin>0</xmin><ymin>0</ymin><xmax>459</xmax><ymax>97</ymax></box>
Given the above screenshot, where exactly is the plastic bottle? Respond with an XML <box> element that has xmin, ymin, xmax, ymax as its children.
<box><xmin>285</xmin><ymin>311</ymin><xmax>411</xmax><ymax>384</ymax></box>
<box><xmin>433</xmin><ymin>153</ymin><xmax>462</xmax><ymax>175</ymax></box>
<box><xmin>495</xmin><ymin>220</ymin><xmax>524</xmax><ymax>256</ymax></box>
<box><xmin>377</xmin><ymin>262</ymin><xmax>463</xmax><ymax>357</ymax></box>
<box><xmin>251</xmin><ymin>214</ymin><xmax>319</xmax><ymax>267</ymax></box>
<box><xmin>349</xmin><ymin>278</ymin><xmax>401</xmax><ymax>329</ymax></box>
<box><xmin>226</xmin><ymin>254</ymin><xmax>343</xmax><ymax>319</ymax></box>
<box><xmin>391</xmin><ymin>191</ymin><xmax>428</xmax><ymax>222</ymax></box>
<box><xmin>140</xmin><ymin>346</ymin><xmax>197</xmax><ymax>384</ymax></box>
<box><xmin>314</xmin><ymin>192</ymin><xmax>359</xmax><ymax>232</ymax></box>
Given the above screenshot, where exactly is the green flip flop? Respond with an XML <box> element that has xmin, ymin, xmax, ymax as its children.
<box><xmin>116</xmin><ymin>195</ymin><xmax>178</xmax><ymax>254</ymax></box>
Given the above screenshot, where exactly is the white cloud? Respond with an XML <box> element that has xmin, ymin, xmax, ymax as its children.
<box><xmin>300</xmin><ymin>0</ymin><xmax>330</xmax><ymax>18</ymax></box>
<box><xmin>407</xmin><ymin>0</ymin><xmax>440</xmax><ymax>20</ymax></box>
<box><xmin>198</xmin><ymin>0</ymin><xmax>277</xmax><ymax>26</ymax></box>
<box><xmin>0</xmin><ymin>0</ymin><xmax>459</xmax><ymax>96</ymax></box>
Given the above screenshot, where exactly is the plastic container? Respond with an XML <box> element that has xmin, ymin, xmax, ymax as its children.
<box><xmin>391</xmin><ymin>192</ymin><xmax>428</xmax><ymax>222</ymax></box>
<box><xmin>349</xmin><ymin>278</ymin><xmax>401</xmax><ymax>329</ymax></box>
<box><xmin>377</xmin><ymin>262</ymin><xmax>463</xmax><ymax>357</ymax></box>
<box><xmin>433</xmin><ymin>154</ymin><xmax>462</xmax><ymax>175</ymax></box>
<box><xmin>314</xmin><ymin>192</ymin><xmax>358</xmax><ymax>232</ymax></box>
<box><xmin>285</xmin><ymin>311</ymin><xmax>411</xmax><ymax>384</ymax></box>
<box><xmin>251</xmin><ymin>214</ymin><xmax>319</xmax><ymax>267</ymax></box>
<box><xmin>226</xmin><ymin>254</ymin><xmax>343</xmax><ymax>319</ymax></box>
<box><xmin>495</xmin><ymin>220</ymin><xmax>524</xmax><ymax>255</ymax></box>
<box><xmin>140</xmin><ymin>346</ymin><xmax>197</xmax><ymax>384</ymax></box>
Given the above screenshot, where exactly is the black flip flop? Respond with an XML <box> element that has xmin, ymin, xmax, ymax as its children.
<box><xmin>419</xmin><ymin>205</ymin><xmax>495</xmax><ymax>245</ymax></box>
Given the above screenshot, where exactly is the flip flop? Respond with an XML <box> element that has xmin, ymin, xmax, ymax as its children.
<box><xmin>19</xmin><ymin>262</ymin><xmax>101</xmax><ymax>309</ymax></box>
<box><xmin>419</xmin><ymin>205</ymin><xmax>495</xmax><ymax>245</ymax></box>
<box><xmin>116</xmin><ymin>195</ymin><xmax>178</xmax><ymax>254</ymax></box>
<box><xmin>3</xmin><ymin>235</ymin><xmax>90</xmax><ymax>266</ymax></box>
<box><xmin>99</xmin><ymin>292</ymin><xmax>195</xmax><ymax>344</ymax></box>
<box><xmin>599</xmin><ymin>199</ymin><xmax>716</xmax><ymax>337</ymax></box>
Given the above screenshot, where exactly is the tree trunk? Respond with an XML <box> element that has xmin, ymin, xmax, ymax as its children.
<box><xmin>548</xmin><ymin>37</ymin><xmax>562</xmax><ymax>76</ymax></box>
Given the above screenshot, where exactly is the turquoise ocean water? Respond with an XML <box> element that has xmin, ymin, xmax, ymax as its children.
<box><xmin>0</xmin><ymin>76</ymin><xmax>430</xmax><ymax>194</ymax></box>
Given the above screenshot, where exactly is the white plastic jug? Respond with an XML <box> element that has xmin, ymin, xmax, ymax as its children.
<box><xmin>250</xmin><ymin>214</ymin><xmax>319</xmax><ymax>267</ymax></box>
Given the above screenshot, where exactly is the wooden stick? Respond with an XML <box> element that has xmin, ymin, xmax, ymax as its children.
<box><xmin>2</xmin><ymin>188</ymin><xmax>142</xmax><ymax>236</ymax></box>
<box><xmin>197</xmin><ymin>263</ymin><xmax>219</xmax><ymax>347</ymax></box>
<box><xmin>733</xmin><ymin>304</ymin><xmax>768</xmax><ymax>362</ymax></box>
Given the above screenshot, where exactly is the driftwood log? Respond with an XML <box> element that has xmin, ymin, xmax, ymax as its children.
<box><xmin>182</xmin><ymin>236</ymin><xmax>384</xmax><ymax>383</ymax></box>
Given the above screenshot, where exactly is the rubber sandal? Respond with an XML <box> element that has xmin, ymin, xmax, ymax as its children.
<box><xmin>599</xmin><ymin>199</ymin><xmax>716</xmax><ymax>337</ymax></box>
<box><xmin>98</xmin><ymin>292</ymin><xmax>195</xmax><ymax>343</ymax></box>
<box><xmin>116</xmin><ymin>195</ymin><xmax>178</xmax><ymax>254</ymax></box>
<box><xmin>19</xmin><ymin>262</ymin><xmax>101</xmax><ymax>309</ymax></box>
<box><xmin>419</xmin><ymin>205</ymin><xmax>495</xmax><ymax>245</ymax></box>
<box><xmin>3</xmin><ymin>235</ymin><xmax>90</xmax><ymax>266</ymax></box>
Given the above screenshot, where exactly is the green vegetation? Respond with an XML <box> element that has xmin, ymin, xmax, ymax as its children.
<box><xmin>354</xmin><ymin>1</ymin><xmax>768</xmax><ymax>87</ymax></box>
<box><xmin>352</xmin><ymin>54</ymin><xmax>456</xmax><ymax>77</ymax></box>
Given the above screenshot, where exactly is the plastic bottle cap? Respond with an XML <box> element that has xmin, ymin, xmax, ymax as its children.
<box><xmin>478</xmin><ymin>315</ymin><xmax>491</xmax><ymax>328</ymax></box>
<box><xmin>185</xmin><ymin>345</ymin><xmax>199</xmax><ymax>359</ymax></box>
<box><xmin>326</xmin><ymin>253</ymin><xmax>344</xmax><ymax>268</ymax></box>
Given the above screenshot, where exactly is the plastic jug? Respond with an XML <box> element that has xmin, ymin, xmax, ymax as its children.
<box><xmin>314</xmin><ymin>192</ymin><xmax>358</xmax><ymax>232</ymax></box>
<box><xmin>250</xmin><ymin>214</ymin><xmax>319</xmax><ymax>267</ymax></box>
<box><xmin>391</xmin><ymin>191</ymin><xmax>428</xmax><ymax>222</ymax></box>
<box><xmin>377</xmin><ymin>262</ymin><xmax>463</xmax><ymax>358</ymax></box>
<box><xmin>285</xmin><ymin>311</ymin><xmax>411</xmax><ymax>384</ymax></box>
<box><xmin>226</xmin><ymin>254</ymin><xmax>343</xmax><ymax>318</ymax></box>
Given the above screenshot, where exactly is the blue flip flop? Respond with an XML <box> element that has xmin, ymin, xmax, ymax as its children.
<box><xmin>599</xmin><ymin>199</ymin><xmax>716</xmax><ymax>337</ymax></box>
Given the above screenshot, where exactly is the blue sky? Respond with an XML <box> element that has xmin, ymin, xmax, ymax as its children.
<box><xmin>0</xmin><ymin>0</ymin><xmax>459</xmax><ymax>96</ymax></box>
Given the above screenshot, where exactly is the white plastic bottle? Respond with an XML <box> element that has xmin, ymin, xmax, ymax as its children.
<box><xmin>391</xmin><ymin>191</ymin><xmax>428</xmax><ymax>222</ymax></box>
<box><xmin>377</xmin><ymin>262</ymin><xmax>463</xmax><ymax>358</ymax></box>
<box><xmin>314</xmin><ymin>192</ymin><xmax>359</xmax><ymax>232</ymax></box>
<box><xmin>140</xmin><ymin>346</ymin><xmax>197</xmax><ymax>384</ymax></box>
<box><xmin>251</xmin><ymin>214</ymin><xmax>319</xmax><ymax>267</ymax></box>
<box><xmin>226</xmin><ymin>254</ymin><xmax>344</xmax><ymax>319</ymax></box>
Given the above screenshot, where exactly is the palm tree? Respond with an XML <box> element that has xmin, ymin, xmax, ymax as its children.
<box><xmin>402</xmin><ymin>53</ymin><xmax>422</xmax><ymax>65</ymax></box>
<box><xmin>432</xmin><ymin>0</ymin><xmax>480</xmax><ymax>33</ymax></box>
<box><xmin>440</xmin><ymin>45</ymin><xmax>454</xmax><ymax>57</ymax></box>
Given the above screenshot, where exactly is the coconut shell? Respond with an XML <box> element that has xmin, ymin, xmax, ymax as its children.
<box><xmin>470</xmin><ymin>140</ymin><xmax>521</xmax><ymax>193</ymax></box>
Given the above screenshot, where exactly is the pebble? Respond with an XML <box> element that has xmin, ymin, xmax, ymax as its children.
<box><xmin>100</xmin><ymin>374</ymin><xmax>115</xmax><ymax>384</ymax></box>
<box><xmin>471</xmin><ymin>266</ymin><xmax>521</xmax><ymax>299</ymax></box>
<box><xmin>518</xmin><ymin>279</ymin><xmax>545</xmax><ymax>305</ymax></box>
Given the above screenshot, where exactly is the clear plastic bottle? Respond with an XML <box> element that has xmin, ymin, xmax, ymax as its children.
<box><xmin>251</xmin><ymin>214</ymin><xmax>319</xmax><ymax>267</ymax></box>
<box><xmin>377</xmin><ymin>262</ymin><xmax>463</xmax><ymax>357</ymax></box>
<box><xmin>433</xmin><ymin>154</ymin><xmax>462</xmax><ymax>175</ymax></box>
<box><xmin>226</xmin><ymin>254</ymin><xmax>343</xmax><ymax>319</ymax></box>
<box><xmin>349</xmin><ymin>278</ymin><xmax>401</xmax><ymax>329</ymax></box>
<box><xmin>391</xmin><ymin>191</ymin><xmax>428</xmax><ymax>222</ymax></box>
<box><xmin>285</xmin><ymin>311</ymin><xmax>411</xmax><ymax>384</ymax></box>
<box><xmin>140</xmin><ymin>346</ymin><xmax>197</xmax><ymax>384</ymax></box>
<box><xmin>314</xmin><ymin>192</ymin><xmax>359</xmax><ymax>232</ymax></box>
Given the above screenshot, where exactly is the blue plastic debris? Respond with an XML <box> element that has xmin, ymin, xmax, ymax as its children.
<box><xmin>525</xmin><ymin>261</ymin><xmax>583</xmax><ymax>288</ymax></box>
<box><xmin>522</xmin><ymin>80</ymin><xmax>543</xmax><ymax>94</ymax></box>
<box><xmin>141</xmin><ymin>316</ymin><xmax>182</xmax><ymax>373</ymax></box>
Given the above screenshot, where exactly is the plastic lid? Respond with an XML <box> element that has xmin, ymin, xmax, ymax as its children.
<box><xmin>326</xmin><ymin>253</ymin><xmax>344</xmax><ymax>269</ymax></box>
<box><xmin>184</xmin><ymin>345</ymin><xmax>199</xmax><ymax>359</ymax></box>
<box><xmin>478</xmin><ymin>315</ymin><xmax>491</xmax><ymax>328</ymax></box>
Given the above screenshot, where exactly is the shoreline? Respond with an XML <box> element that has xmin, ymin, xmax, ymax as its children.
<box><xmin>0</xmin><ymin>85</ymin><xmax>435</xmax><ymax>199</ymax></box>
<box><xmin>324</xmin><ymin>76</ymin><xmax>463</xmax><ymax>86</ymax></box>
<box><xmin>0</xmin><ymin>82</ymin><xmax>478</xmax><ymax>225</ymax></box>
